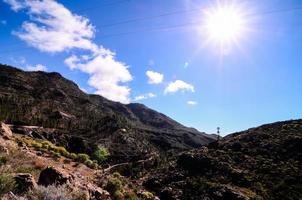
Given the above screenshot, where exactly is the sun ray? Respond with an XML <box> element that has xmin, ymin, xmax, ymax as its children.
<box><xmin>201</xmin><ymin>1</ymin><xmax>249</xmax><ymax>55</ymax></box>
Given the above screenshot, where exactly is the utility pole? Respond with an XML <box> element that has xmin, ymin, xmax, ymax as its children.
<box><xmin>217</xmin><ymin>127</ymin><xmax>220</xmax><ymax>141</ymax></box>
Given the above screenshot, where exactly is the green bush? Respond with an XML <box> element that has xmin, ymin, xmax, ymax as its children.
<box><xmin>76</xmin><ymin>154</ymin><xmax>90</xmax><ymax>163</ymax></box>
<box><xmin>141</xmin><ymin>191</ymin><xmax>154</xmax><ymax>199</ymax></box>
<box><xmin>93</xmin><ymin>146</ymin><xmax>110</xmax><ymax>164</ymax></box>
<box><xmin>41</xmin><ymin>141</ymin><xmax>52</xmax><ymax>149</ymax></box>
<box><xmin>84</xmin><ymin>159</ymin><xmax>93</xmax><ymax>166</ymax></box>
<box><xmin>31</xmin><ymin>141</ymin><xmax>42</xmax><ymax>148</ymax></box>
<box><xmin>69</xmin><ymin>153</ymin><xmax>78</xmax><ymax>160</ymax></box>
<box><xmin>50</xmin><ymin>151</ymin><xmax>61</xmax><ymax>158</ymax></box>
<box><xmin>84</xmin><ymin>160</ymin><xmax>98</xmax><ymax>169</ymax></box>
<box><xmin>105</xmin><ymin>176</ymin><xmax>123</xmax><ymax>194</ymax></box>
<box><xmin>0</xmin><ymin>174</ymin><xmax>15</xmax><ymax>196</ymax></box>
<box><xmin>55</xmin><ymin>146</ymin><xmax>70</xmax><ymax>157</ymax></box>
<box><xmin>125</xmin><ymin>191</ymin><xmax>138</xmax><ymax>200</ymax></box>
<box><xmin>114</xmin><ymin>190</ymin><xmax>124</xmax><ymax>200</ymax></box>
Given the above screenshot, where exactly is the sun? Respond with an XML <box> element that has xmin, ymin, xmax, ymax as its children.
<box><xmin>204</xmin><ymin>4</ymin><xmax>246</xmax><ymax>46</ymax></box>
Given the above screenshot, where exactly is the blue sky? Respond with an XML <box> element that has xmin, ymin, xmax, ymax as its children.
<box><xmin>0</xmin><ymin>0</ymin><xmax>302</xmax><ymax>135</ymax></box>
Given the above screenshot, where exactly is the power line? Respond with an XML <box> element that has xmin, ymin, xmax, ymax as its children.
<box><xmin>96</xmin><ymin>6</ymin><xmax>302</xmax><ymax>39</ymax></box>
<box><xmin>99</xmin><ymin>8</ymin><xmax>202</xmax><ymax>28</ymax></box>
<box><xmin>0</xmin><ymin>5</ymin><xmax>302</xmax><ymax>55</ymax></box>
<box><xmin>74</xmin><ymin>0</ymin><xmax>132</xmax><ymax>13</ymax></box>
<box><xmin>97</xmin><ymin>5</ymin><xmax>302</xmax><ymax>28</ymax></box>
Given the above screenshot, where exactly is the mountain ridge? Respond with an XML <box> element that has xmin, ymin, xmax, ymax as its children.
<box><xmin>0</xmin><ymin>64</ymin><xmax>216</xmax><ymax>162</ymax></box>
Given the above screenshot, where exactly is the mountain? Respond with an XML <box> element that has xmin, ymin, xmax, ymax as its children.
<box><xmin>144</xmin><ymin>119</ymin><xmax>302</xmax><ymax>200</ymax></box>
<box><xmin>2</xmin><ymin>64</ymin><xmax>301</xmax><ymax>200</ymax></box>
<box><xmin>0</xmin><ymin>64</ymin><xmax>216</xmax><ymax>162</ymax></box>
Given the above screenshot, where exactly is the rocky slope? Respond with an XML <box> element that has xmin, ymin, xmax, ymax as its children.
<box><xmin>0</xmin><ymin>64</ymin><xmax>215</xmax><ymax>162</ymax></box>
<box><xmin>144</xmin><ymin>120</ymin><xmax>302</xmax><ymax>200</ymax></box>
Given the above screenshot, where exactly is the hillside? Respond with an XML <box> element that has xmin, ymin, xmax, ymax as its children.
<box><xmin>145</xmin><ymin>120</ymin><xmax>302</xmax><ymax>200</ymax></box>
<box><xmin>0</xmin><ymin>64</ymin><xmax>215</xmax><ymax>162</ymax></box>
<box><xmin>1</xmin><ymin>64</ymin><xmax>301</xmax><ymax>200</ymax></box>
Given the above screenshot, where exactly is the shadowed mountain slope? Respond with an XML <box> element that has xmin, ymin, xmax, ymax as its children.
<box><xmin>0</xmin><ymin>64</ymin><xmax>215</xmax><ymax>161</ymax></box>
<box><xmin>145</xmin><ymin>120</ymin><xmax>302</xmax><ymax>200</ymax></box>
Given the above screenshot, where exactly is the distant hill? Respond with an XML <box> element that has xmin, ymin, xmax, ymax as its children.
<box><xmin>0</xmin><ymin>64</ymin><xmax>216</xmax><ymax>162</ymax></box>
<box><xmin>145</xmin><ymin>120</ymin><xmax>302</xmax><ymax>200</ymax></box>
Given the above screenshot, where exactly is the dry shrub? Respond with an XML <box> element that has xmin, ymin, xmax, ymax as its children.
<box><xmin>33</xmin><ymin>160</ymin><xmax>46</xmax><ymax>170</ymax></box>
<box><xmin>27</xmin><ymin>184</ymin><xmax>86</xmax><ymax>200</ymax></box>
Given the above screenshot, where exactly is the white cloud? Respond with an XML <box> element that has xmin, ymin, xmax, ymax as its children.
<box><xmin>187</xmin><ymin>101</ymin><xmax>197</xmax><ymax>105</ymax></box>
<box><xmin>26</xmin><ymin>64</ymin><xmax>48</xmax><ymax>71</ymax></box>
<box><xmin>5</xmin><ymin>0</ymin><xmax>133</xmax><ymax>104</ymax></box>
<box><xmin>164</xmin><ymin>80</ymin><xmax>195</xmax><ymax>94</ymax></box>
<box><xmin>65</xmin><ymin>52</ymin><xmax>133</xmax><ymax>104</ymax></box>
<box><xmin>146</xmin><ymin>70</ymin><xmax>164</xmax><ymax>84</ymax></box>
<box><xmin>10</xmin><ymin>0</ymin><xmax>96</xmax><ymax>53</ymax></box>
<box><xmin>134</xmin><ymin>93</ymin><xmax>156</xmax><ymax>101</ymax></box>
<box><xmin>3</xmin><ymin>0</ymin><xmax>24</xmax><ymax>11</ymax></box>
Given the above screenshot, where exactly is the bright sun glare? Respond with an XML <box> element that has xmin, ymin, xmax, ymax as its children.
<box><xmin>204</xmin><ymin>4</ymin><xmax>246</xmax><ymax>46</ymax></box>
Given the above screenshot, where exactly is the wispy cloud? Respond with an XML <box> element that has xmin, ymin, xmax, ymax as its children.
<box><xmin>5</xmin><ymin>0</ymin><xmax>133</xmax><ymax>103</ymax></box>
<box><xmin>187</xmin><ymin>100</ymin><xmax>197</xmax><ymax>105</ymax></box>
<box><xmin>146</xmin><ymin>70</ymin><xmax>164</xmax><ymax>84</ymax></box>
<box><xmin>1</xmin><ymin>20</ymin><xmax>7</xmax><ymax>25</ymax></box>
<box><xmin>10</xmin><ymin>56</ymin><xmax>26</xmax><ymax>65</ymax></box>
<box><xmin>164</xmin><ymin>80</ymin><xmax>195</xmax><ymax>94</ymax></box>
<box><xmin>26</xmin><ymin>64</ymin><xmax>48</xmax><ymax>71</ymax></box>
<box><xmin>184</xmin><ymin>62</ymin><xmax>189</xmax><ymax>69</ymax></box>
<box><xmin>3</xmin><ymin>0</ymin><xmax>23</xmax><ymax>11</ymax></box>
<box><xmin>134</xmin><ymin>93</ymin><xmax>156</xmax><ymax>101</ymax></box>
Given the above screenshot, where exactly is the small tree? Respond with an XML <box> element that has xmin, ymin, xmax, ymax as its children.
<box><xmin>93</xmin><ymin>146</ymin><xmax>110</xmax><ymax>164</ymax></box>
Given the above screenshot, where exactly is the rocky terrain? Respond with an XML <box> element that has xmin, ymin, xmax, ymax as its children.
<box><xmin>0</xmin><ymin>64</ymin><xmax>301</xmax><ymax>200</ymax></box>
<box><xmin>145</xmin><ymin>120</ymin><xmax>302</xmax><ymax>200</ymax></box>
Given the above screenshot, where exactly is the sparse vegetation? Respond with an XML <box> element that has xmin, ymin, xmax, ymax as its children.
<box><xmin>93</xmin><ymin>146</ymin><xmax>110</xmax><ymax>164</ymax></box>
<box><xmin>14</xmin><ymin>136</ymin><xmax>98</xmax><ymax>169</ymax></box>
<box><xmin>141</xmin><ymin>191</ymin><xmax>154</xmax><ymax>199</ymax></box>
<box><xmin>76</xmin><ymin>153</ymin><xmax>90</xmax><ymax>163</ymax></box>
<box><xmin>26</xmin><ymin>184</ymin><xmax>86</xmax><ymax>200</ymax></box>
<box><xmin>104</xmin><ymin>172</ymin><xmax>139</xmax><ymax>200</ymax></box>
<box><xmin>0</xmin><ymin>174</ymin><xmax>15</xmax><ymax>197</ymax></box>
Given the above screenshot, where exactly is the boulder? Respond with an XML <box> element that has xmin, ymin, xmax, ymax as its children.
<box><xmin>0</xmin><ymin>122</ymin><xmax>13</xmax><ymax>139</ymax></box>
<box><xmin>85</xmin><ymin>183</ymin><xmax>111</xmax><ymax>200</ymax></box>
<box><xmin>14</xmin><ymin>173</ymin><xmax>37</xmax><ymax>194</ymax></box>
<box><xmin>38</xmin><ymin>166</ymin><xmax>71</xmax><ymax>186</ymax></box>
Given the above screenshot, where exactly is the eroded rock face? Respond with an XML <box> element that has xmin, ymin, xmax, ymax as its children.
<box><xmin>14</xmin><ymin>173</ymin><xmax>37</xmax><ymax>194</ymax></box>
<box><xmin>38</xmin><ymin>166</ymin><xmax>71</xmax><ymax>186</ymax></box>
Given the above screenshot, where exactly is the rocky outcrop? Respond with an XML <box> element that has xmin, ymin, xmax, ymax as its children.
<box><xmin>85</xmin><ymin>183</ymin><xmax>111</xmax><ymax>200</ymax></box>
<box><xmin>0</xmin><ymin>122</ymin><xmax>12</xmax><ymax>139</ymax></box>
<box><xmin>38</xmin><ymin>166</ymin><xmax>71</xmax><ymax>186</ymax></box>
<box><xmin>14</xmin><ymin>173</ymin><xmax>37</xmax><ymax>194</ymax></box>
